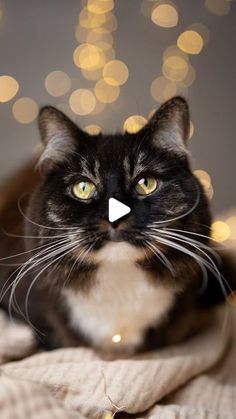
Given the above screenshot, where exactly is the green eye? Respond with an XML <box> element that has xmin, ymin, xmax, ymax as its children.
<box><xmin>72</xmin><ymin>180</ymin><xmax>96</xmax><ymax>200</ymax></box>
<box><xmin>135</xmin><ymin>176</ymin><xmax>158</xmax><ymax>195</ymax></box>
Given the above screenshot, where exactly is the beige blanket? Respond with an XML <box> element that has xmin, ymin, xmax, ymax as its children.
<box><xmin>0</xmin><ymin>305</ymin><xmax>235</xmax><ymax>419</ymax></box>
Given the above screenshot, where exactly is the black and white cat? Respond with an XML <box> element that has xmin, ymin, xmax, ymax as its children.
<box><xmin>0</xmin><ymin>97</ymin><xmax>232</xmax><ymax>353</ymax></box>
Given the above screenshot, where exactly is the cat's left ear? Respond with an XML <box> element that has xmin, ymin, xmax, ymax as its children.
<box><xmin>37</xmin><ymin>106</ymin><xmax>86</xmax><ymax>171</ymax></box>
<box><xmin>144</xmin><ymin>96</ymin><xmax>190</xmax><ymax>155</ymax></box>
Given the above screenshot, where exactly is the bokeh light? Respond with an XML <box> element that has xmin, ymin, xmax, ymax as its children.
<box><xmin>87</xmin><ymin>0</ymin><xmax>114</xmax><ymax>15</ymax></box>
<box><xmin>226</xmin><ymin>291</ymin><xmax>236</xmax><ymax>307</ymax></box>
<box><xmin>150</xmin><ymin>76</ymin><xmax>177</xmax><ymax>102</ymax></box>
<box><xmin>162</xmin><ymin>56</ymin><xmax>189</xmax><ymax>82</ymax></box>
<box><xmin>0</xmin><ymin>75</ymin><xmax>19</xmax><ymax>103</ymax></box>
<box><xmin>151</xmin><ymin>3</ymin><xmax>178</xmax><ymax>28</ymax></box>
<box><xmin>94</xmin><ymin>79</ymin><xmax>120</xmax><ymax>103</ymax></box>
<box><xmin>83</xmin><ymin>124</ymin><xmax>102</xmax><ymax>134</ymax></box>
<box><xmin>182</xmin><ymin>63</ymin><xmax>196</xmax><ymax>87</ymax></box>
<box><xmin>194</xmin><ymin>169</ymin><xmax>214</xmax><ymax>199</ymax></box>
<box><xmin>226</xmin><ymin>216</ymin><xmax>236</xmax><ymax>240</ymax></box>
<box><xmin>211</xmin><ymin>220</ymin><xmax>231</xmax><ymax>242</ymax></box>
<box><xmin>73</xmin><ymin>43</ymin><xmax>106</xmax><ymax>71</ymax></box>
<box><xmin>103</xmin><ymin>60</ymin><xmax>129</xmax><ymax>86</ymax></box>
<box><xmin>123</xmin><ymin>115</ymin><xmax>147</xmax><ymax>133</ymax></box>
<box><xmin>79</xmin><ymin>8</ymin><xmax>107</xmax><ymax>29</ymax></box>
<box><xmin>189</xmin><ymin>121</ymin><xmax>194</xmax><ymax>139</ymax></box>
<box><xmin>205</xmin><ymin>0</ymin><xmax>231</xmax><ymax>16</ymax></box>
<box><xmin>177</xmin><ymin>30</ymin><xmax>204</xmax><ymax>55</ymax></box>
<box><xmin>45</xmin><ymin>71</ymin><xmax>71</xmax><ymax>97</ymax></box>
<box><xmin>188</xmin><ymin>23</ymin><xmax>210</xmax><ymax>45</ymax></box>
<box><xmin>12</xmin><ymin>97</ymin><xmax>38</xmax><ymax>124</ymax></box>
<box><xmin>69</xmin><ymin>89</ymin><xmax>96</xmax><ymax>115</ymax></box>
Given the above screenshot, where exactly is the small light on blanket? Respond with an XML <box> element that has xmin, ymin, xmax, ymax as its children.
<box><xmin>112</xmin><ymin>334</ymin><xmax>122</xmax><ymax>343</ymax></box>
<box><xmin>103</xmin><ymin>412</ymin><xmax>113</xmax><ymax>419</ymax></box>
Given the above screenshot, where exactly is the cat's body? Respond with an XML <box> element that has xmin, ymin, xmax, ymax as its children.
<box><xmin>0</xmin><ymin>97</ymin><xmax>233</xmax><ymax>353</ymax></box>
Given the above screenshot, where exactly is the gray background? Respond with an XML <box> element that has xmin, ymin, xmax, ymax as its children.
<box><xmin>0</xmin><ymin>0</ymin><xmax>235</xmax><ymax>214</ymax></box>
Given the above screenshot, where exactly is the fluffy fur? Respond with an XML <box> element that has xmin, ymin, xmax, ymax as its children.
<box><xmin>0</xmin><ymin>97</ymin><xmax>232</xmax><ymax>353</ymax></box>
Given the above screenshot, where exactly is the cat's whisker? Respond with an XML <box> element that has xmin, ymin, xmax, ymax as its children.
<box><xmin>144</xmin><ymin>240</ymin><xmax>175</xmax><ymax>276</ymax></box>
<box><xmin>0</xmin><ymin>236</ymin><xmax>77</xmax><ymax>302</ymax></box>
<box><xmin>148</xmin><ymin>233</ymin><xmax>231</xmax><ymax>299</ymax></box>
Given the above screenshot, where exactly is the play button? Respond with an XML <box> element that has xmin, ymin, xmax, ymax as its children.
<box><xmin>108</xmin><ymin>198</ymin><xmax>131</xmax><ymax>223</ymax></box>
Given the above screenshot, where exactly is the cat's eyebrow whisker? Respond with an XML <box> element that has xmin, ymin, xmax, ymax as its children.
<box><xmin>144</xmin><ymin>240</ymin><xmax>175</xmax><ymax>276</ymax></box>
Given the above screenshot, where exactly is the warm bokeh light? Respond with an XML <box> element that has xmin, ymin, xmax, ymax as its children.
<box><xmin>150</xmin><ymin>76</ymin><xmax>177</xmax><ymax>102</ymax></box>
<box><xmin>91</xmin><ymin>99</ymin><xmax>106</xmax><ymax>115</ymax></box>
<box><xmin>194</xmin><ymin>169</ymin><xmax>214</xmax><ymax>200</ymax></box>
<box><xmin>73</xmin><ymin>43</ymin><xmax>106</xmax><ymax>71</ymax></box>
<box><xmin>188</xmin><ymin>23</ymin><xmax>210</xmax><ymax>45</ymax></box>
<box><xmin>182</xmin><ymin>63</ymin><xmax>196</xmax><ymax>87</ymax></box>
<box><xmin>84</xmin><ymin>124</ymin><xmax>102</xmax><ymax>135</ymax></box>
<box><xmin>0</xmin><ymin>75</ymin><xmax>19</xmax><ymax>103</ymax></box>
<box><xmin>111</xmin><ymin>334</ymin><xmax>122</xmax><ymax>343</ymax></box>
<box><xmin>81</xmin><ymin>67</ymin><xmax>103</xmax><ymax>81</ymax></box>
<box><xmin>205</xmin><ymin>0</ymin><xmax>231</xmax><ymax>16</ymax></box>
<box><xmin>101</xmin><ymin>12</ymin><xmax>118</xmax><ymax>32</ymax></box>
<box><xmin>226</xmin><ymin>216</ymin><xmax>236</xmax><ymax>240</ymax></box>
<box><xmin>177</xmin><ymin>30</ymin><xmax>204</xmax><ymax>55</ymax></box>
<box><xmin>189</xmin><ymin>121</ymin><xmax>194</xmax><ymax>139</ymax></box>
<box><xmin>79</xmin><ymin>8</ymin><xmax>107</xmax><ymax>29</ymax></box>
<box><xmin>86</xmin><ymin>29</ymin><xmax>113</xmax><ymax>46</ymax></box>
<box><xmin>123</xmin><ymin>115</ymin><xmax>147</xmax><ymax>134</ymax></box>
<box><xmin>69</xmin><ymin>89</ymin><xmax>96</xmax><ymax>115</ymax></box>
<box><xmin>163</xmin><ymin>45</ymin><xmax>189</xmax><ymax>62</ymax></box>
<box><xmin>226</xmin><ymin>291</ymin><xmax>236</xmax><ymax>307</ymax></box>
<box><xmin>151</xmin><ymin>4</ymin><xmax>178</xmax><ymax>28</ymax></box>
<box><xmin>87</xmin><ymin>0</ymin><xmax>114</xmax><ymax>15</ymax></box>
<box><xmin>194</xmin><ymin>169</ymin><xmax>211</xmax><ymax>189</ymax></box>
<box><xmin>45</xmin><ymin>71</ymin><xmax>71</xmax><ymax>97</ymax></box>
<box><xmin>211</xmin><ymin>221</ymin><xmax>231</xmax><ymax>242</ymax></box>
<box><xmin>12</xmin><ymin>97</ymin><xmax>38</xmax><ymax>124</ymax></box>
<box><xmin>162</xmin><ymin>56</ymin><xmax>189</xmax><ymax>82</ymax></box>
<box><xmin>103</xmin><ymin>60</ymin><xmax>129</xmax><ymax>86</ymax></box>
<box><xmin>94</xmin><ymin>79</ymin><xmax>120</xmax><ymax>103</ymax></box>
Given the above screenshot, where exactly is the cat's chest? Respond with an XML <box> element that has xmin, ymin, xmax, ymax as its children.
<box><xmin>63</xmin><ymin>242</ymin><xmax>174</xmax><ymax>351</ymax></box>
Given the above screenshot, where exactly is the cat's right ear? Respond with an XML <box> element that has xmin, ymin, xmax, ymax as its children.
<box><xmin>37</xmin><ymin>106</ymin><xmax>85</xmax><ymax>172</ymax></box>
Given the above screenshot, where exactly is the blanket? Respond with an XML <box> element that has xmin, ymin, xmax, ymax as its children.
<box><xmin>0</xmin><ymin>304</ymin><xmax>235</xmax><ymax>419</ymax></box>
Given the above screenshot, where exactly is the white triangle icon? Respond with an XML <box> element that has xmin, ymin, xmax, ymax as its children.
<box><xmin>108</xmin><ymin>198</ymin><xmax>131</xmax><ymax>223</ymax></box>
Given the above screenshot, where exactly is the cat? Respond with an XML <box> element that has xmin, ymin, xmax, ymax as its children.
<box><xmin>0</xmin><ymin>96</ymin><xmax>233</xmax><ymax>354</ymax></box>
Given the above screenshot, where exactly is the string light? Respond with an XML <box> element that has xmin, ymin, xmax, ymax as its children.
<box><xmin>69</xmin><ymin>89</ymin><xmax>96</xmax><ymax>115</ymax></box>
<box><xmin>73</xmin><ymin>43</ymin><xmax>106</xmax><ymax>71</ymax></box>
<box><xmin>150</xmin><ymin>76</ymin><xmax>177</xmax><ymax>102</ymax></box>
<box><xmin>151</xmin><ymin>3</ymin><xmax>178</xmax><ymax>28</ymax></box>
<box><xmin>94</xmin><ymin>79</ymin><xmax>120</xmax><ymax>103</ymax></box>
<box><xmin>12</xmin><ymin>97</ymin><xmax>38</xmax><ymax>124</ymax></box>
<box><xmin>0</xmin><ymin>75</ymin><xmax>19</xmax><ymax>103</ymax></box>
<box><xmin>177</xmin><ymin>30</ymin><xmax>204</xmax><ymax>55</ymax></box>
<box><xmin>83</xmin><ymin>124</ymin><xmax>102</xmax><ymax>134</ymax></box>
<box><xmin>123</xmin><ymin>115</ymin><xmax>147</xmax><ymax>134</ymax></box>
<box><xmin>87</xmin><ymin>0</ymin><xmax>114</xmax><ymax>15</ymax></box>
<box><xmin>162</xmin><ymin>56</ymin><xmax>189</xmax><ymax>82</ymax></box>
<box><xmin>45</xmin><ymin>71</ymin><xmax>71</xmax><ymax>97</ymax></box>
<box><xmin>111</xmin><ymin>334</ymin><xmax>122</xmax><ymax>343</ymax></box>
<box><xmin>211</xmin><ymin>221</ymin><xmax>230</xmax><ymax>242</ymax></box>
<box><xmin>103</xmin><ymin>60</ymin><xmax>129</xmax><ymax>86</ymax></box>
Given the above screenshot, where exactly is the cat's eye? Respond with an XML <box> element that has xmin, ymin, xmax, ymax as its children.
<box><xmin>135</xmin><ymin>176</ymin><xmax>158</xmax><ymax>195</ymax></box>
<box><xmin>72</xmin><ymin>180</ymin><xmax>96</xmax><ymax>200</ymax></box>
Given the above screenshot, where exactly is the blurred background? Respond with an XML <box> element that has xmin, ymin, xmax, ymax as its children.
<box><xmin>0</xmin><ymin>0</ymin><xmax>235</xmax><ymax>243</ymax></box>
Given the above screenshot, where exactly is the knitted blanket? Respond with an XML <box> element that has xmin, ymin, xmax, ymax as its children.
<box><xmin>0</xmin><ymin>305</ymin><xmax>235</xmax><ymax>419</ymax></box>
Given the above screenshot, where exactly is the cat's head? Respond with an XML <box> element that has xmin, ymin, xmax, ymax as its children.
<box><xmin>27</xmin><ymin>97</ymin><xmax>211</xmax><ymax>271</ymax></box>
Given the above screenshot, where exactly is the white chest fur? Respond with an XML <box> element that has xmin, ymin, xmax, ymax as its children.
<box><xmin>63</xmin><ymin>242</ymin><xmax>174</xmax><ymax>351</ymax></box>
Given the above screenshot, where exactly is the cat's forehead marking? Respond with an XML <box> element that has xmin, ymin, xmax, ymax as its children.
<box><xmin>123</xmin><ymin>156</ymin><xmax>131</xmax><ymax>181</ymax></box>
<box><xmin>132</xmin><ymin>152</ymin><xmax>147</xmax><ymax>179</ymax></box>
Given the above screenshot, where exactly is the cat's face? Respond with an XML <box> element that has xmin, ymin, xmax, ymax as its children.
<box><xmin>28</xmin><ymin>97</ymin><xmax>211</xmax><ymax>268</ymax></box>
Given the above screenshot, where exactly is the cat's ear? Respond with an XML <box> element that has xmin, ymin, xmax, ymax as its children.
<box><xmin>145</xmin><ymin>96</ymin><xmax>190</xmax><ymax>155</ymax></box>
<box><xmin>37</xmin><ymin>106</ymin><xmax>85</xmax><ymax>171</ymax></box>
